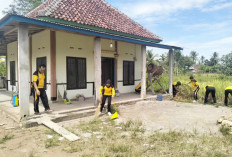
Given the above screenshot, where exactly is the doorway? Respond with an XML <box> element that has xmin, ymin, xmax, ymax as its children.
<box><xmin>101</xmin><ymin>57</ymin><xmax>115</xmax><ymax>86</ymax></box>
<box><xmin>36</xmin><ymin>57</ymin><xmax>47</xmax><ymax>89</ymax></box>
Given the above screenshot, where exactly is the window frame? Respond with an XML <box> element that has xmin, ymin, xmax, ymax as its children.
<box><xmin>123</xmin><ymin>60</ymin><xmax>135</xmax><ymax>86</ymax></box>
<box><xmin>66</xmin><ymin>57</ymin><xmax>87</xmax><ymax>90</ymax></box>
<box><xmin>10</xmin><ymin>61</ymin><xmax>16</xmax><ymax>86</ymax></box>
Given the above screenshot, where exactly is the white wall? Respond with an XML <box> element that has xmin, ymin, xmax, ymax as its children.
<box><xmin>56</xmin><ymin>31</ymin><xmax>95</xmax><ymax>99</ymax></box>
<box><xmin>55</xmin><ymin>31</ymin><xmax>142</xmax><ymax>99</ymax></box>
<box><xmin>117</xmin><ymin>42</ymin><xmax>141</xmax><ymax>93</ymax></box>
<box><xmin>7</xmin><ymin>29</ymin><xmax>143</xmax><ymax>99</ymax></box>
<box><xmin>7</xmin><ymin>41</ymin><xmax>18</xmax><ymax>92</ymax></box>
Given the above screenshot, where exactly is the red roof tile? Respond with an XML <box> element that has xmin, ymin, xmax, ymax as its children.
<box><xmin>27</xmin><ymin>0</ymin><xmax>162</xmax><ymax>41</ymax></box>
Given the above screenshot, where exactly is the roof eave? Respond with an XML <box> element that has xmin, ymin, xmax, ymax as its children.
<box><xmin>0</xmin><ymin>14</ymin><xmax>183</xmax><ymax>50</ymax></box>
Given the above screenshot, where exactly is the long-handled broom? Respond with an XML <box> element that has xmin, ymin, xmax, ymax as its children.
<box><xmin>94</xmin><ymin>95</ymin><xmax>102</xmax><ymax>118</ymax></box>
<box><xmin>111</xmin><ymin>97</ymin><xmax>118</xmax><ymax>120</ymax></box>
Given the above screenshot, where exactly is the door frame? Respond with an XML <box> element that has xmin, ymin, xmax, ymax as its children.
<box><xmin>36</xmin><ymin>56</ymin><xmax>47</xmax><ymax>89</ymax></box>
<box><xmin>101</xmin><ymin>57</ymin><xmax>116</xmax><ymax>87</ymax></box>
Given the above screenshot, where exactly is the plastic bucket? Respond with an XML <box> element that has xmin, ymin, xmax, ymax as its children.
<box><xmin>157</xmin><ymin>95</ymin><xmax>162</xmax><ymax>101</ymax></box>
<box><xmin>12</xmin><ymin>94</ymin><xmax>19</xmax><ymax>107</ymax></box>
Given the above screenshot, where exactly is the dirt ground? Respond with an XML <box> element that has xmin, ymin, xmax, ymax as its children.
<box><xmin>0</xmin><ymin>100</ymin><xmax>232</xmax><ymax>157</ymax></box>
<box><xmin>118</xmin><ymin>100</ymin><xmax>232</xmax><ymax>135</ymax></box>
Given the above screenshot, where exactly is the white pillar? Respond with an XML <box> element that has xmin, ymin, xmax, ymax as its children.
<box><xmin>141</xmin><ymin>45</ymin><xmax>146</xmax><ymax>99</ymax></box>
<box><xmin>18</xmin><ymin>24</ymin><xmax>30</xmax><ymax>118</ymax></box>
<box><xmin>168</xmin><ymin>49</ymin><xmax>174</xmax><ymax>95</ymax></box>
<box><xmin>94</xmin><ymin>37</ymin><xmax>101</xmax><ymax>104</ymax></box>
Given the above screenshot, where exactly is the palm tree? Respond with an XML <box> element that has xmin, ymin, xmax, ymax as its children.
<box><xmin>200</xmin><ymin>56</ymin><xmax>205</xmax><ymax>64</ymax></box>
<box><xmin>190</xmin><ymin>51</ymin><xmax>198</xmax><ymax>64</ymax></box>
<box><xmin>146</xmin><ymin>50</ymin><xmax>158</xmax><ymax>64</ymax></box>
<box><xmin>212</xmin><ymin>52</ymin><xmax>219</xmax><ymax>66</ymax></box>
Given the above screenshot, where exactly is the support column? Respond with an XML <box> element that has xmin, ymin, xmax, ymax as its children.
<box><xmin>18</xmin><ymin>24</ymin><xmax>30</xmax><ymax>118</ymax></box>
<box><xmin>50</xmin><ymin>31</ymin><xmax>57</xmax><ymax>101</ymax></box>
<box><xmin>141</xmin><ymin>45</ymin><xmax>146</xmax><ymax>99</ymax></box>
<box><xmin>114</xmin><ymin>41</ymin><xmax>118</xmax><ymax>90</ymax></box>
<box><xmin>6</xmin><ymin>48</ymin><xmax>8</xmax><ymax>90</ymax></box>
<box><xmin>168</xmin><ymin>49</ymin><xmax>174</xmax><ymax>95</ymax></box>
<box><xmin>29</xmin><ymin>36</ymin><xmax>32</xmax><ymax>83</ymax></box>
<box><xmin>94</xmin><ymin>37</ymin><xmax>101</xmax><ymax>104</ymax></box>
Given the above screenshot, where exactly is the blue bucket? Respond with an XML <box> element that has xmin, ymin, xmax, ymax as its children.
<box><xmin>157</xmin><ymin>95</ymin><xmax>162</xmax><ymax>101</ymax></box>
<box><xmin>12</xmin><ymin>94</ymin><xmax>19</xmax><ymax>107</ymax></box>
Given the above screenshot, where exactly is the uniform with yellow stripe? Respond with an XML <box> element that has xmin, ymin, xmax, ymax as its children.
<box><xmin>188</xmin><ymin>77</ymin><xmax>200</xmax><ymax>100</ymax></box>
<box><xmin>172</xmin><ymin>81</ymin><xmax>181</xmax><ymax>97</ymax></box>
<box><xmin>33</xmin><ymin>70</ymin><xmax>50</xmax><ymax>113</ymax></box>
<box><xmin>99</xmin><ymin>80</ymin><xmax>115</xmax><ymax>114</ymax></box>
<box><xmin>225</xmin><ymin>86</ymin><xmax>232</xmax><ymax>106</ymax></box>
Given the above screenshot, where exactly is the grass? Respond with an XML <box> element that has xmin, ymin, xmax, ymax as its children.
<box><xmin>151</xmin><ymin>73</ymin><xmax>232</xmax><ymax>105</ymax></box>
<box><xmin>44</xmin><ymin>129</ymin><xmax>60</xmax><ymax>148</ymax></box>
<box><xmin>39</xmin><ymin>118</ymin><xmax>232</xmax><ymax>156</ymax></box>
<box><xmin>0</xmin><ymin>134</ymin><xmax>14</xmax><ymax>144</ymax></box>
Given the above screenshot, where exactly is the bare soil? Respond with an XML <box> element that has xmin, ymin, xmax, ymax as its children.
<box><xmin>118</xmin><ymin>100</ymin><xmax>232</xmax><ymax>135</ymax></box>
<box><xmin>0</xmin><ymin>100</ymin><xmax>232</xmax><ymax>157</ymax></box>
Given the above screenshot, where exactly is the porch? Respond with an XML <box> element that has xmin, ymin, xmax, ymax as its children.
<box><xmin>0</xmin><ymin>89</ymin><xmax>159</xmax><ymax>124</ymax></box>
<box><xmin>0</xmin><ymin>14</ymin><xmax>182</xmax><ymax>120</ymax></box>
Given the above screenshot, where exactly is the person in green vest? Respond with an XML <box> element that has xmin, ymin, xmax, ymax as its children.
<box><xmin>204</xmin><ymin>85</ymin><xmax>216</xmax><ymax>104</ymax></box>
<box><xmin>225</xmin><ymin>86</ymin><xmax>232</xmax><ymax>106</ymax></box>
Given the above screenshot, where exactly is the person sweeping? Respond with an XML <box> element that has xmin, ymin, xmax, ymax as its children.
<box><xmin>172</xmin><ymin>81</ymin><xmax>181</xmax><ymax>97</ymax></box>
<box><xmin>204</xmin><ymin>85</ymin><xmax>216</xmax><ymax>104</ymax></box>
<box><xmin>188</xmin><ymin>76</ymin><xmax>200</xmax><ymax>102</ymax></box>
<box><xmin>99</xmin><ymin>80</ymin><xmax>115</xmax><ymax>116</ymax></box>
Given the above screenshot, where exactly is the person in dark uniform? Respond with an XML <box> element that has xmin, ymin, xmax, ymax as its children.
<box><xmin>172</xmin><ymin>81</ymin><xmax>181</xmax><ymax>97</ymax></box>
<box><xmin>224</xmin><ymin>86</ymin><xmax>232</xmax><ymax>106</ymax></box>
<box><xmin>204</xmin><ymin>85</ymin><xmax>216</xmax><ymax>104</ymax></box>
<box><xmin>33</xmin><ymin>64</ymin><xmax>52</xmax><ymax>115</ymax></box>
<box><xmin>188</xmin><ymin>76</ymin><xmax>200</xmax><ymax>101</ymax></box>
<box><xmin>99</xmin><ymin>80</ymin><xmax>115</xmax><ymax>116</ymax></box>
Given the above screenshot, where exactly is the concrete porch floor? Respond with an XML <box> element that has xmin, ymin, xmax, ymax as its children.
<box><xmin>0</xmin><ymin>89</ymin><xmax>160</xmax><ymax>124</ymax></box>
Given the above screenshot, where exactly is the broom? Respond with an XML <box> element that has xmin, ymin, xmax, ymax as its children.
<box><xmin>111</xmin><ymin>97</ymin><xmax>118</xmax><ymax>120</ymax></box>
<box><xmin>94</xmin><ymin>95</ymin><xmax>102</xmax><ymax>118</ymax></box>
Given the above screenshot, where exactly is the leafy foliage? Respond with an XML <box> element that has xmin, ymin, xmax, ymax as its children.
<box><xmin>3</xmin><ymin>0</ymin><xmax>44</xmax><ymax>15</ymax></box>
<box><xmin>0</xmin><ymin>57</ymin><xmax>6</xmax><ymax>77</ymax></box>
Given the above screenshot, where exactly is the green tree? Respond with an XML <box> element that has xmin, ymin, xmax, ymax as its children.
<box><xmin>210</xmin><ymin>52</ymin><xmax>219</xmax><ymax>66</ymax></box>
<box><xmin>3</xmin><ymin>0</ymin><xmax>44</xmax><ymax>15</ymax></box>
<box><xmin>200</xmin><ymin>56</ymin><xmax>205</xmax><ymax>65</ymax></box>
<box><xmin>190</xmin><ymin>51</ymin><xmax>198</xmax><ymax>64</ymax></box>
<box><xmin>221</xmin><ymin>52</ymin><xmax>232</xmax><ymax>75</ymax></box>
<box><xmin>0</xmin><ymin>56</ymin><xmax>6</xmax><ymax>77</ymax></box>
<box><xmin>179</xmin><ymin>55</ymin><xmax>194</xmax><ymax>73</ymax></box>
<box><xmin>146</xmin><ymin>49</ymin><xmax>159</xmax><ymax>65</ymax></box>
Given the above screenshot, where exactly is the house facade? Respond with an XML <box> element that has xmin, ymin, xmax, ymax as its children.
<box><xmin>7</xmin><ymin>30</ymin><xmax>143</xmax><ymax>99</ymax></box>
<box><xmin>0</xmin><ymin>0</ymin><xmax>182</xmax><ymax>118</ymax></box>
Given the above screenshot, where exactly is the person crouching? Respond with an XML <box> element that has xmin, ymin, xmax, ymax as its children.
<box><xmin>99</xmin><ymin>80</ymin><xmax>115</xmax><ymax>116</ymax></box>
<box><xmin>204</xmin><ymin>85</ymin><xmax>216</xmax><ymax>104</ymax></box>
<box><xmin>173</xmin><ymin>81</ymin><xmax>181</xmax><ymax>97</ymax></box>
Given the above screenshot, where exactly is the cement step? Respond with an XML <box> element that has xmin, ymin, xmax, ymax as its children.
<box><xmin>23</xmin><ymin>107</ymin><xmax>96</xmax><ymax>128</ymax></box>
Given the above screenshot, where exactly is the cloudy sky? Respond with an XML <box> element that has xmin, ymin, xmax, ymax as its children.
<box><xmin>106</xmin><ymin>0</ymin><xmax>232</xmax><ymax>58</ymax></box>
<box><xmin>0</xmin><ymin>0</ymin><xmax>232</xmax><ymax>58</ymax></box>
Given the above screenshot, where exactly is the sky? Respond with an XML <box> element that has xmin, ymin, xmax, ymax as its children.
<box><xmin>0</xmin><ymin>0</ymin><xmax>232</xmax><ymax>59</ymax></box>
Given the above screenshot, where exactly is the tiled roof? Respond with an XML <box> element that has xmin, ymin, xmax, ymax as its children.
<box><xmin>27</xmin><ymin>0</ymin><xmax>162</xmax><ymax>42</ymax></box>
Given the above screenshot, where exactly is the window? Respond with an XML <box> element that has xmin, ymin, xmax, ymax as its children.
<box><xmin>67</xmin><ymin>57</ymin><xmax>86</xmax><ymax>89</ymax></box>
<box><xmin>123</xmin><ymin>61</ymin><xmax>134</xmax><ymax>86</ymax></box>
<box><xmin>10</xmin><ymin>61</ymin><xmax>16</xmax><ymax>86</ymax></box>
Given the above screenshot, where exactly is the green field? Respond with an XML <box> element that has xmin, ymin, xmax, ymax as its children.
<box><xmin>150</xmin><ymin>73</ymin><xmax>232</xmax><ymax>105</ymax></box>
